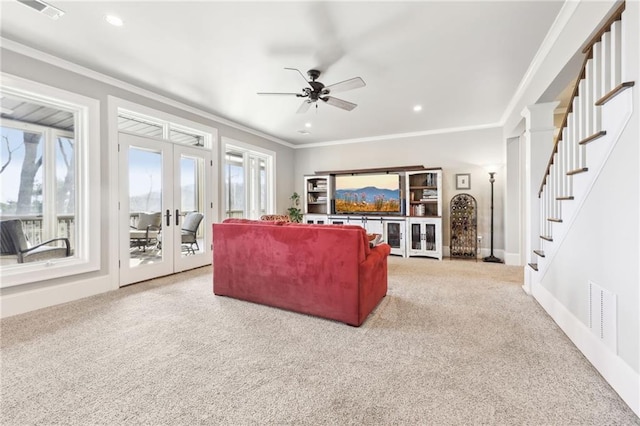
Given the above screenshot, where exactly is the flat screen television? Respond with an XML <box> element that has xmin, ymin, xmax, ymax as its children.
<box><xmin>334</xmin><ymin>173</ymin><xmax>402</xmax><ymax>214</ymax></box>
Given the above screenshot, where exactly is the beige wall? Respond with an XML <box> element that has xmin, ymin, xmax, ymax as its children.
<box><xmin>293</xmin><ymin>126</ymin><xmax>507</xmax><ymax>254</ymax></box>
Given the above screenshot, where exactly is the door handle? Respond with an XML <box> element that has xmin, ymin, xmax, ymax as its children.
<box><xmin>165</xmin><ymin>209</ymin><xmax>172</xmax><ymax>227</ymax></box>
<box><xmin>176</xmin><ymin>209</ymin><xmax>180</xmax><ymax>226</ymax></box>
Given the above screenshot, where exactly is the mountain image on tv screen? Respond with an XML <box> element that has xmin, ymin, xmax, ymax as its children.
<box><xmin>335</xmin><ymin>174</ymin><xmax>401</xmax><ymax>213</ymax></box>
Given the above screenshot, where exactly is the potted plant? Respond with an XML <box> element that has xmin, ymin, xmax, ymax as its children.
<box><xmin>287</xmin><ymin>192</ymin><xmax>303</xmax><ymax>223</ymax></box>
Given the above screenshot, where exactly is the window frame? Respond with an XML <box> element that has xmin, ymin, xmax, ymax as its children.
<box><xmin>0</xmin><ymin>73</ymin><xmax>101</xmax><ymax>287</ymax></box>
<box><xmin>222</xmin><ymin>138</ymin><xmax>275</xmax><ymax>219</ymax></box>
<box><xmin>118</xmin><ymin>109</ymin><xmax>211</xmax><ymax>148</ymax></box>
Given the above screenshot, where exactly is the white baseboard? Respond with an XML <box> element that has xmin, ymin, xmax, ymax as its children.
<box><xmin>531</xmin><ymin>280</ymin><xmax>639</xmax><ymax>417</ymax></box>
<box><xmin>0</xmin><ymin>275</ymin><xmax>114</xmax><ymax>318</ymax></box>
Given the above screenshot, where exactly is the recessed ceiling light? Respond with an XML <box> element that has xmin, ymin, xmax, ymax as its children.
<box><xmin>305</xmin><ymin>122</ymin><xmax>312</xmax><ymax>128</ymax></box>
<box><xmin>298</xmin><ymin>130</ymin><xmax>310</xmax><ymax>135</ymax></box>
<box><xmin>105</xmin><ymin>14</ymin><xmax>124</xmax><ymax>27</ymax></box>
<box><xmin>413</xmin><ymin>105</ymin><xmax>423</xmax><ymax>112</ymax></box>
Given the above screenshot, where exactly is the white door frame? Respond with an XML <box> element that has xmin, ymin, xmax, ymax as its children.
<box><xmin>119</xmin><ymin>132</ymin><xmax>212</xmax><ymax>286</ymax></box>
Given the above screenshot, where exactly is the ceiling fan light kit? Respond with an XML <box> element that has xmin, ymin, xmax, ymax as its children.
<box><xmin>258</xmin><ymin>68</ymin><xmax>365</xmax><ymax>113</ymax></box>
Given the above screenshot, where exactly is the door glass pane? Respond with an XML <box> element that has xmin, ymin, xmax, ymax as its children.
<box><xmin>180</xmin><ymin>156</ymin><xmax>197</xmax><ymax>212</ymax></box>
<box><xmin>180</xmin><ymin>155</ymin><xmax>204</xmax><ymax>257</ymax></box>
<box><xmin>225</xmin><ymin>151</ymin><xmax>244</xmax><ymax>218</ymax></box>
<box><xmin>411</xmin><ymin>223</ymin><xmax>421</xmax><ymax>250</ymax></box>
<box><xmin>128</xmin><ymin>147</ymin><xmax>162</xmax><ymax>267</ymax></box>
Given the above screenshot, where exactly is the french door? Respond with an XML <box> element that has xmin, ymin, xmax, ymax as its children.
<box><xmin>119</xmin><ymin>132</ymin><xmax>212</xmax><ymax>286</ymax></box>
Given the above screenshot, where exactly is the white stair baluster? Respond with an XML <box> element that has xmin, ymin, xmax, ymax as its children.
<box><xmin>611</xmin><ymin>20</ymin><xmax>622</xmax><ymax>88</ymax></box>
<box><xmin>592</xmin><ymin>41</ymin><xmax>603</xmax><ymax>131</ymax></box>
<box><xmin>578</xmin><ymin>79</ymin><xmax>587</xmax><ymax>168</ymax></box>
<box><xmin>601</xmin><ymin>30</ymin><xmax>612</xmax><ymax>95</ymax></box>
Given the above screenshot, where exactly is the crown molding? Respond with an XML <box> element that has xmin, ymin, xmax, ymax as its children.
<box><xmin>294</xmin><ymin>122</ymin><xmax>502</xmax><ymax>149</ymax></box>
<box><xmin>0</xmin><ymin>37</ymin><xmax>296</xmax><ymax>149</ymax></box>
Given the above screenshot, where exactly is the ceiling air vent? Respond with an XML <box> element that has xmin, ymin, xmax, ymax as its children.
<box><xmin>17</xmin><ymin>0</ymin><xmax>65</xmax><ymax>20</ymax></box>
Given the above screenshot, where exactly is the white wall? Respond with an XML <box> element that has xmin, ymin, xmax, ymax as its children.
<box><xmin>504</xmin><ymin>136</ymin><xmax>523</xmax><ymax>265</ymax></box>
<box><xmin>294</xmin><ymin>126</ymin><xmax>506</xmax><ymax>255</ymax></box>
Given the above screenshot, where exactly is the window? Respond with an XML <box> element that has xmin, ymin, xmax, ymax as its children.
<box><xmin>223</xmin><ymin>140</ymin><xmax>274</xmax><ymax>219</ymax></box>
<box><xmin>0</xmin><ymin>74</ymin><xmax>100</xmax><ymax>287</ymax></box>
<box><xmin>118</xmin><ymin>110</ymin><xmax>209</xmax><ymax>148</ymax></box>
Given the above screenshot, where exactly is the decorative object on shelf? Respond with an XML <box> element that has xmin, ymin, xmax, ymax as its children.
<box><xmin>456</xmin><ymin>173</ymin><xmax>471</xmax><ymax>190</ymax></box>
<box><xmin>450</xmin><ymin>194</ymin><xmax>477</xmax><ymax>260</ymax></box>
<box><xmin>287</xmin><ymin>192</ymin><xmax>303</xmax><ymax>223</ymax></box>
<box><xmin>483</xmin><ymin>172</ymin><xmax>503</xmax><ymax>263</ymax></box>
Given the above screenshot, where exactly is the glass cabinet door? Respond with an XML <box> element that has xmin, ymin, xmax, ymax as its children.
<box><xmin>424</xmin><ymin>222</ymin><xmax>436</xmax><ymax>251</ymax></box>
<box><xmin>387</xmin><ymin>222</ymin><xmax>402</xmax><ymax>249</ymax></box>
<box><xmin>411</xmin><ymin>223</ymin><xmax>422</xmax><ymax>250</ymax></box>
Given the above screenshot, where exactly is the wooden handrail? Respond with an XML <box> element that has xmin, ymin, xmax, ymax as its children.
<box><xmin>582</xmin><ymin>2</ymin><xmax>626</xmax><ymax>54</ymax></box>
<box><xmin>538</xmin><ymin>2</ymin><xmax>626</xmax><ymax>198</ymax></box>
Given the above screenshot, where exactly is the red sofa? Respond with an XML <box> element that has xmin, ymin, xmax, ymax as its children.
<box><xmin>213</xmin><ymin>218</ymin><xmax>391</xmax><ymax>326</ymax></box>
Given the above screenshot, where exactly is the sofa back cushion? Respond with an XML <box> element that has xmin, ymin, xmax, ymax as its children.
<box><xmin>281</xmin><ymin>222</ymin><xmax>370</xmax><ymax>257</ymax></box>
<box><xmin>223</xmin><ymin>218</ymin><xmax>285</xmax><ymax>226</ymax></box>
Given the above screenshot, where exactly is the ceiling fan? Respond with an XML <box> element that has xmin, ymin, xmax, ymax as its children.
<box><xmin>257</xmin><ymin>68</ymin><xmax>366</xmax><ymax>113</ymax></box>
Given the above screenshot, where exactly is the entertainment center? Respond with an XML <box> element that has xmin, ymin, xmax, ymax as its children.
<box><xmin>303</xmin><ymin>166</ymin><xmax>443</xmax><ymax>260</ymax></box>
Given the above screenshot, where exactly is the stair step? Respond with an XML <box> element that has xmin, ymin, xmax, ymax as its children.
<box><xmin>533</xmin><ymin>250</ymin><xmax>546</xmax><ymax>258</ymax></box>
<box><xmin>548</xmin><ymin>218</ymin><xmax>563</xmax><ymax>223</ymax></box>
<box><xmin>557</xmin><ymin>196</ymin><xmax>575</xmax><ymax>201</ymax></box>
<box><xmin>567</xmin><ymin>167</ymin><xmax>589</xmax><ymax>176</ymax></box>
<box><xmin>528</xmin><ymin>263</ymin><xmax>539</xmax><ymax>271</ymax></box>
<box><xmin>540</xmin><ymin>235</ymin><xmax>553</xmax><ymax>242</ymax></box>
<box><xmin>595</xmin><ymin>81</ymin><xmax>635</xmax><ymax>106</ymax></box>
<box><xmin>579</xmin><ymin>130</ymin><xmax>607</xmax><ymax>145</ymax></box>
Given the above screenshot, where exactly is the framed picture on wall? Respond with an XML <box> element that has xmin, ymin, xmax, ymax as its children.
<box><xmin>456</xmin><ymin>173</ymin><xmax>471</xmax><ymax>190</ymax></box>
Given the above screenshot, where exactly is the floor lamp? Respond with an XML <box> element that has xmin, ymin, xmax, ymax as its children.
<box><xmin>484</xmin><ymin>171</ymin><xmax>503</xmax><ymax>263</ymax></box>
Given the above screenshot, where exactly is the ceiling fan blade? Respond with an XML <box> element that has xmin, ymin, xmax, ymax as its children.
<box><xmin>322</xmin><ymin>96</ymin><xmax>357</xmax><ymax>111</ymax></box>
<box><xmin>284</xmin><ymin>67</ymin><xmax>312</xmax><ymax>87</ymax></box>
<box><xmin>325</xmin><ymin>77</ymin><xmax>366</xmax><ymax>94</ymax></box>
<box><xmin>296</xmin><ymin>100</ymin><xmax>313</xmax><ymax>114</ymax></box>
<box><xmin>257</xmin><ymin>92</ymin><xmax>301</xmax><ymax>96</ymax></box>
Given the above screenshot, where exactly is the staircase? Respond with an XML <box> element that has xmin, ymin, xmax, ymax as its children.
<box><xmin>529</xmin><ymin>3</ymin><xmax>634</xmax><ymax>275</ymax></box>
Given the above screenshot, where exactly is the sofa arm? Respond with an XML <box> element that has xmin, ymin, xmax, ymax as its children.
<box><xmin>356</xmin><ymin>243</ymin><xmax>390</xmax><ymax>325</ymax></box>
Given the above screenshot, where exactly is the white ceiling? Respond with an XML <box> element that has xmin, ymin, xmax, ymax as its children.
<box><xmin>0</xmin><ymin>1</ymin><xmax>566</xmax><ymax>146</ymax></box>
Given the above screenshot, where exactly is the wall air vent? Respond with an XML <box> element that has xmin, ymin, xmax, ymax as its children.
<box><xmin>588</xmin><ymin>281</ymin><xmax>617</xmax><ymax>353</ymax></box>
<box><xmin>17</xmin><ymin>0</ymin><xmax>65</xmax><ymax>20</ymax></box>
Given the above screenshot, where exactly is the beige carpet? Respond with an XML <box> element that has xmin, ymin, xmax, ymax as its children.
<box><xmin>1</xmin><ymin>257</ymin><xmax>638</xmax><ymax>425</ymax></box>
